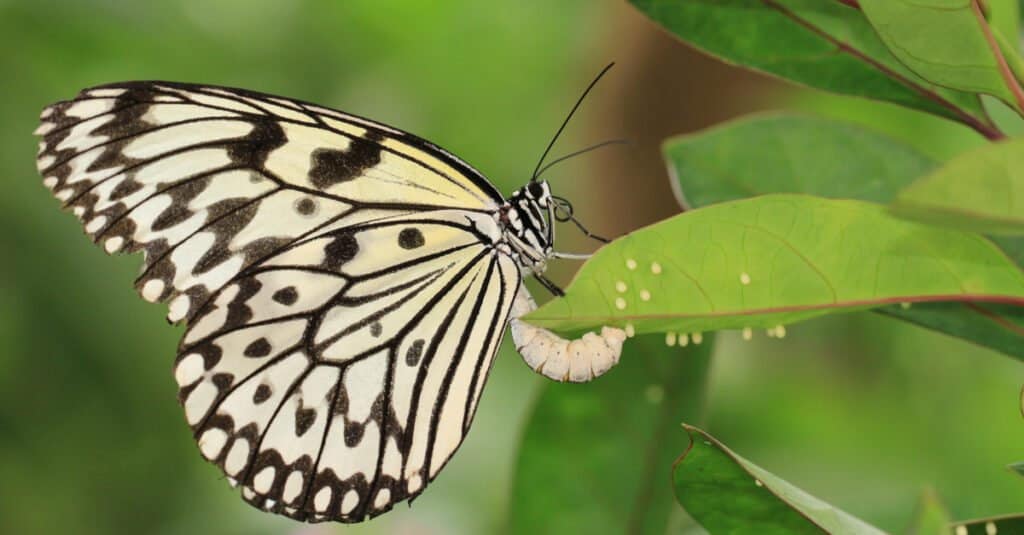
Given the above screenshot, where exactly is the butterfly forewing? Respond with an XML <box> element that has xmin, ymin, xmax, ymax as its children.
<box><xmin>35</xmin><ymin>81</ymin><xmax>521</xmax><ymax>522</ymax></box>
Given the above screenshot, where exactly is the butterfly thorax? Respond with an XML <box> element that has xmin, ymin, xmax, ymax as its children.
<box><xmin>500</xmin><ymin>180</ymin><xmax>554</xmax><ymax>273</ymax></box>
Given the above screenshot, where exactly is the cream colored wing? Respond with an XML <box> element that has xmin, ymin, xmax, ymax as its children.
<box><xmin>34</xmin><ymin>82</ymin><xmax>520</xmax><ymax>523</ymax></box>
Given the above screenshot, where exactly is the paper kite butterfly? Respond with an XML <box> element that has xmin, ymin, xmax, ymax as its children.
<box><xmin>32</xmin><ymin>72</ymin><xmax>626</xmax><ymax>523</ymax></box>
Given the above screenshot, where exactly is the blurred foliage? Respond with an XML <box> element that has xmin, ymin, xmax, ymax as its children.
<box><xmin>4</xmin><ymin>1</ymin><xmax>1024</xmax><ymax>535</ymax></box>
<box><xmin>510</xmin><ymin>335</ymin><xmax>711</xmax><ymax>535</ymax></box>
<box><xmin>0</xmin><ymin>1</ymin><xmax>602</xmax><ymax>534</ymax></box>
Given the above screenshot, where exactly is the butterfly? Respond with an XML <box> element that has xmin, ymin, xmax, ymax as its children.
<box><xmin>32</xmin><ymin>69</ymin><xmax>624</xmax><ymax>523</ymax></box>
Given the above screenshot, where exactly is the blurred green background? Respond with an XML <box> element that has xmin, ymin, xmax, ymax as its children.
<box><xmin>1</xmin><ymin>1</ymin><xmax>1021</xmax><ymax>534</ymax></box>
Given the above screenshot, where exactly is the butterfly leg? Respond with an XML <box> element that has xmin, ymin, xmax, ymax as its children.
<box><xmin>534</xmin><ymin>274</ymin><xmax>565</xmax><ymax>297</ymax></box>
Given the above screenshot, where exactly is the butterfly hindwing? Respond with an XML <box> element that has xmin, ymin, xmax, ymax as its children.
<box><xmin>35</xmin><ymin>82</ymin><xmax>521</xmax><ymax>522</ymax></box>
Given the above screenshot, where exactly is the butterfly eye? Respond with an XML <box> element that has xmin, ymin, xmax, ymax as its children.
<box><xmin>527</xmin><ymin>181</ymin><xmax>546</xmax><ymax>199</ymax></box>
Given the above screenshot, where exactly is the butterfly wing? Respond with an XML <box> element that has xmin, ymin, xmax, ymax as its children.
<box><xmin>34</xmin><ymin>82</ymin><xmax>521</xmax><ymax>521</ymax></box>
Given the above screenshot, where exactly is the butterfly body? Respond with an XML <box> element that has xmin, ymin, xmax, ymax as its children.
<box><xmin>34</xmin><ymin>80</ymin><xmax>619</xmax><ymax>523</ymax></box>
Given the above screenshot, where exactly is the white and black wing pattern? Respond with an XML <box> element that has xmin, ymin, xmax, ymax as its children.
<box><xmin>34</xmin><ymin>82</ymin><xmax>521</xmax><ymax>522</ymax></box>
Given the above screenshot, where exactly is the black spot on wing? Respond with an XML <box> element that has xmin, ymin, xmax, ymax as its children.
<box><xmin>272</xmin><ymin>286</ymin><xmax>298</xmax><ymax>306</ymax></box>
<box><xmin>308</xmin><ymin>131</ymin><xmax>383</xmax><ymax>189</ymax></box>
<box><xmin>295</xmin><ymin>407</ymin><xmax>317</xmax><ymax>437</ymax></box>
<box><xmin>397</xmin><ymin>227</ymin><xmax>424</xmax><ymax>249</ymax></box>
<box><xmin>405</xmin><ymin>339</ymin><xmax>424</xmax><ymax>366</ymax></box>
<box><xmin>244</xmin><ymin>337</ymin><xmax>272</xmax><ymax>357</ymax></box>
<box><xmin>323</xmin><ymin>232</ymin><xmax>358</xmax><ymax>270</ymax></box>
<box><xmin>253</xmin><ymin>384</ymin><xmax>272</xmax><ymax>404</ymax></box>
<box><xmin>229</xmin><ymin>118</ymin><xmax>286</xmax><ymax>166</ymax></box>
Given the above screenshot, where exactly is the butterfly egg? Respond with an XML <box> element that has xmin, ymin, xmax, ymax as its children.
<box><xmin>640</xmin><ymin>289</ymin><xmax>651</xmax><ymax>302</ymax></box>
<box><xmin>774</xmin><ymin>325</ymin><xmax>787</xmax><ymax>338</ymax></box>
<box><xmin>665</xmin><ymin>332</ymin><xmax>677</xmax><ymax>347</ymax></box>
<box><xmin>741</xmin><ymin>327</ymin><xmax>752</xmax><ymax>341</ymax></box>
<box><xmin>615</xmin><ymin>280</ymin><xmax>627</xmax><ymax>293</ymax></box>
<box><xmin>754</xmin><ymin>479</ymin><xmax>764</xmax><ymax>487</ymax></box>
<box><xmin>650</xmin><ymin>262</ymin><xmax>662</xmax><ymax>275</ymax></box>
<box><xmin>985</xmin><ymin>521</ymin><xmax>997</xmax><ymax>535</ymax></box>
<box><xmin>509</xmin><ymin>287</ymin><xmax>626</xmax><ymax>383</ymax></box>
<box><xmin>624</xmin><ymin>323</ymin><xmax>635</xmax><ymax>338</ymax></box>
<box><xmin>691</xmin><ymin>332</ymin><xmax>703</xmax><ymax>344</ymax></box>
<box><xmin>766</xmin><ymin>328</ymin><xmax>776</xmax><ymax>338</ymax></box>
<box><xmin>740</xmin><ymin>272</ymin><xmax>751</xmax><ymax>285</ymax></box>
<box><xmin>900</xmin><ymin>301</ymin><xmax>912</xmax><ymax>309</ymax></box>
<box><xmin>615</xmin><ymin>297</ymin><xmax>627</xmax><ymax>310</ymax></box>
<box><xmin>678</xmin><ymin>333</ymin><xmax>689</xmax><ymax>347</ymax></box>
<box><xmin>626</xmin><ymin>258</ymin><xmax>638</xmax><ymax>270</ymax></box>
<box><xmin>955</xmin><ymin>526</ymin><xmax>968</xmax><ymax>535</ymax></box>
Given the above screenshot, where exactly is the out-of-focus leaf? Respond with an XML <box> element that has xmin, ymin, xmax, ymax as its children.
<box><xmin>664</xmin><ymin>114</ymin><xmax>1024</xmax><ymax>359</ymax></box>
<box><xmin>989</xmin><ymin>0</ymin><xmax>1021</xmax><ymax>43</ymax></box>
<box><xmin>892</xmin><ymin>138</ymin><xmax>1024</xmax><ymax>235</ymax></box>
<box><xmin>860</xmin><ymin>0</ymin><xmax>1019</xmax><ymax>110</ymax></box>
<box><xmin>663</xmin><ymin>113</ymin><xmax>934</xmax><ymax>209</ymax></box>
<box><xmin>875</xmin><ymin>302</ymin><xmax>1024</xmax><ymax>360</ymax></box>
<box><xmin>953</xmin><ymin>514</ymin><xmax>1024</xmax><ymax>534</ymax></box>
<box><xmin>673</xmin><ymin>425</ymin><xmax>886</xmax><ymax>535</ymax></box>
<box><xmin>526</xmin><ymin>195</ymin><xmax>1024</xmax><ymax>337</ymax></box>
<box><xmin>1008</xmin><ymin>461</ymin><xmax>1024</xmax><ymax>478</ymax></box>
<box><xmin>627</xmin><ymin>0</ymin><xmax>994</xmax><ymax>133</ymax></box>
<box><xmin>906</xmin><ymin>488</ymin><xmax>953</xmax><ymax>535</ymax></box>
<box><xmin>508</xmin><ymin>335</ymin><xmax>713</xmax><ymax>534</ymax></box>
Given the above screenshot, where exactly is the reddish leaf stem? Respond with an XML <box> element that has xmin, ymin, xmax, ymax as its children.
<box><xmin>972</xmin><ymin>0</ymin><xmax>1024</xmax><ymax>114</ymax></box>
<box><xmin>817</xmin><ymin>0</ymin><xmax>1005</xmax><ymax>140</ymax></box>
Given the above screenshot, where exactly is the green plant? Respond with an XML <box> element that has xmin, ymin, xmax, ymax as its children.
<box><xmin>513</xmin><ymin>1</ymin><xmax>1024</xmax><ymax>532</ymax></box>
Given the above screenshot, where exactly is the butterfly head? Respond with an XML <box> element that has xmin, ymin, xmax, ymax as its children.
<box><xmin>502</xmin><ymin>180</ymin><xmax>556</xmax><ymax>271</ymax></box>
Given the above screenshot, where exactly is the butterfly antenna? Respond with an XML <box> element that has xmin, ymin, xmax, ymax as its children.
<box><xmin>531</xmin><ymin>62</ymin><xmax>615</xmax><ymax>182</ymax></box>
<box><xmin>534</xmin><ymin>138</ymin><xmax>629</xmax><ymax>179</ymax></box>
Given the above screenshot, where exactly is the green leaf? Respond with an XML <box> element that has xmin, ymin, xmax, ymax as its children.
<box><xmin>988</xmin><ymin>0</ymin><xmax>1021</xmax><ymax>43</ymax></box>
<box><xmin>664</xmin><ymin>113</ymin><xmax>935</xmax><ymax>209</ymax></box>
<box><xmin>673</xmin><ymin>425</ymin><xmax>886</xmax><ymax>535</ymax></box>
<box><xmin>1009</xmin><ymin>461</ymin><xmax>1024</xmax><ymax>478</ymax></box>
<box><xmin>906</xmin><ymin>489</ymin><xmax>953</xmax><ymax>535</ymax></box>
<box><xmin>526</xmin><ymin>194</ymin><xmax>1024</xmax><ymax>336</ymax></box>
<box><xmin>953</xmin><ymin>514</ymin><xmax>1024</xmax><ymax>534</ymax></box>
<box><xmin>508</xmin><ymin>335</ymin><xmax>713</xmax><ymax>535</ymax></box>
<box><xmin>664</xmin><ymin>114</ymin><xmax>1024</xmax><ymax>359</ymax></box>
<box><xmin>875</xmin><ymin>301</ymin><xmax>1024</xmax><ymax>360</ymax></box>
<box><xmin>860</xmin><ymin>0</ymin><xmax>1019</xmax><ymax>109</ymax></box>
<box><xmin>627</xmin><ymin>0</ymin><xmax>994</xmax><ymax>133</ymax></box>
<box><xmin>892</xmin><ymin>138</ymin><xmax>1024</xmax><ymax>235</ymax></box>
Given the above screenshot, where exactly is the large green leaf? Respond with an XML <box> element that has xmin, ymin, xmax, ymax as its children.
<box><xmin>859</xmin><ymin>0</ymin><xmax>1020</xmax><ymax>110</ymax></box>
<box><xmin>663</xmin><ymin>114</ymin><xmax>1024</xmax><ymax>359</ymax></box>
<box><xmin>664</xmin><ymin>113</ymin><xmax>934</xmax><ymax>209</ymax></box>
<box><xmin>892</xmin><ymin>137</ymin><xmax>1024</xmax><ymax>235</ymax></box>
<box><xmin>627</xmin><ymin>0</ymin><xmax>995</xmax><ymax>135</ymax></box>
<box><xmin>988</xmin><ymin>0</ymin><xmax>1020</xmax><ymax>43</ymax></box>
<box><xmin>508</xmin><ymin>336</ymin><xmax>713</xmax><ymax>534</ymax></box>
<box><xmin>673</xmin><ymin>426</ymin><xmax>886</xmax><ymax>534</ymax></box>
<box><xmin>525</xmin><ymin>195</ymin><xmax>1024</xmax><ymax>336</ymax></box>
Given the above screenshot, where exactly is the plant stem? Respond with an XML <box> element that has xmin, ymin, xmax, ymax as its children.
<box><xmin>770</xmin><ymin>0</ymin><xmax>1005</xmax><ymax>140</ymax></box>
<box><xmin>973</xmin><ymin>0</ymin><xmax>1024</xmax><ymax>117</ymax></box>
